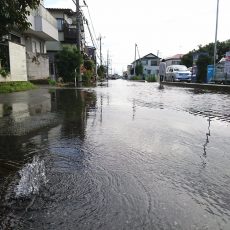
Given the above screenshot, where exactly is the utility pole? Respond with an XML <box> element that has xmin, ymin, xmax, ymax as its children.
<box><xmin>97</xmin><ymin>34</ymin><xmax>102</xmax><ymax>66</ymax></box>
<box><xmin>97</xmin><ymin>34</ymin><xmax>105</xmax><ymax>66</ymax></box>
<box><xmin>75</xmin><ymin>0</ymin><xmax>81</xmax><ymax>81</ymax></box>
<box><xmin>107</xmin><ymin>50</ymin><xmax>109</xmax><ymax>79</ymax></box>
<box><xmin>134</xmin><ymin>44</ymin><xmax>137</xmax><ymax>76</ymax></box>
<box><xmin>213</xmin><ymin>0</ymin><xmax>220</xmax><ymax>81</ymax></box>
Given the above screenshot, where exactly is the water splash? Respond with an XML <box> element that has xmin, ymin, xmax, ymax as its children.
<box><xmin>14</xmin><ymin>156</ymin><xmax>47</xmax><ymax>198</ymax></box>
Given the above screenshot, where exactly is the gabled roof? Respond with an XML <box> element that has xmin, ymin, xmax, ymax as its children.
<box><xmin>165</xmin><ymin>54</ymin><xmax>184</xmax><ymax>60</ymax></box>
<box><xmin>132</xmin><ymin>53</ymin><xmax>160</xmax><ymax>64</ymax></box>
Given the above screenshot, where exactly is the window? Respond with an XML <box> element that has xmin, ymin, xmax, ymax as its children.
<box><xmin>151</xmin><ymin>60</ymin><xmax>157</xmax><ymax>66</ymax></box>
<box><xmin>57</xmin><ymin>18</ymin><xmax>64</xmax><ymax>31</ymax></box>
<box><xmin>39</xmin><ymin>42</ymin><xmax>44</xmax><ymax>53</ymax></box>
<box><xmin>172</xmin><ymin>60</ymin><xmax>181</xmax><ymax>65</ymax></box>
<box><xmin>32</xmin><ymin>41</ymin><xmax>36</xmax><ymax>53</ymax></box>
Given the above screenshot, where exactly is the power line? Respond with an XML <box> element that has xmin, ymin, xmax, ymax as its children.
<box><xmin>83</xmin><ymin>0</ymin><xmax>100</xmax><ymax>50</ymax></box>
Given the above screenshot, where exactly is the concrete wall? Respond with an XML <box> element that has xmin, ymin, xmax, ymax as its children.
<box><xmin>0</xmin><ymin>42</ymin><xmax>27</xmax><ymax>82</ymax></box>
<box><xmin>34</xmin><ymin>16</ymin><xmax>59</xmax><ymax>41</ymax></box>
<box><xmin>26</xmin><ymin>51</ymin><xmax>49</xmax><ymax>80</ymax></box>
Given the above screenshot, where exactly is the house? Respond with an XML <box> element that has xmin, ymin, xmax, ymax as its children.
<box><xmin>0</xmin><ymin>1</ymin><xmax>58</xmax><ymax>82</ymax></box>
<box><xmin>165</xmin><ymin>54</ymin><xmax>184</xmax><ymax>67</ymax></box>
<box><xmin>46</xmin><ymin>8</ymin><xmax>88</xmax><ymax>79</ymax></box>
<box><xmin>129</xmin><ymin>53</ymin><xmax>160</xmax><ymax>79</ymax></box>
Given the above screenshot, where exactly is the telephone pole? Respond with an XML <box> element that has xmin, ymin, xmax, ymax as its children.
<box><xmin>97</xmin><ymin>34</ymin><xmax>105</xmax><ymax>66</ymax></box>
<box><xmin>134</xmin><ymin>44</ymin><xmax>137</xmax><ymax>76</ymax></box>
<box><xmin>107</xmin><ymin>50</ymin><xmax>109</xmax><ymax>79</ymax></box>
<box><xmin>213</xmin><ymin>0</ymin><xmax>220</xmax><ymax>81</ymax></box>
<box><xmin>76</xmin><ymin>0</ymin><xmax>81</xmax><ymax>52</ymax></box>
<box><xmin>73</xmin><ymin>0</ymin><xmax>81</xmax><ymax>80</ymax></box>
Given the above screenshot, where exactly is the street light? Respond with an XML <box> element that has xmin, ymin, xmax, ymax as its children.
<box><xmin>213</xmin><ymin>0</ymin><xmax>220</xmax><ymax>82</ymax></box>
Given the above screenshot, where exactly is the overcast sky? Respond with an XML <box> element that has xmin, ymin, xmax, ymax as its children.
<box><xmin>45</xmin><ymin>0</ymin><xmax>230</xmax><ymax>74</ymax></box>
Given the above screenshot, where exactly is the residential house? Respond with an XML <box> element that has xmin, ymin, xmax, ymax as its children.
<box><xmin>0</xmin><ymin>1</ymin><xmax>58</xmax><ymax>82</ymax></box>
<box><xmin>129</xmin><ymin>53</ymin><xmax>160</xmax><ymax>79</ymax></box>
<box><xmin>46</xmin><ymin>8</ymin><xmax>87</xmax><ymax>79</ymax></box>
<box><xmin>165</xmin><ymin>54</ymin><xmax>184</xmax><ymax>67</ymax></box>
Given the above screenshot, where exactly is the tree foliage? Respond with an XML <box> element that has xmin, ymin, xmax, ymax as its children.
<box><xmin>181</xmin><ymin>40</ymin><xmax>230</xmax><ymax>67</ymax></box>
<box><xmin>196</xmin><ymin>55</ymin><xmax>212</xmax><ymax>83</ymax></box>
<box><xmin>55</xmin><ymin>46</ymin><xmax>83</xmax><ymax>82</ymax></box>
<box><xmin>0</xmin><ymin>0</ymin><xmax>40</xmax><ymax>36</ymax></box>
<box><xmin>135</xmin><ymin>63</ymin><xmax>143</xmax><ymax>76</ymax></box>
<box><xmin>97</xmin><ymin>65</ymin><xmax>105</xmax><ymax>78</ymax></box>
<box><xmin>84</xmin><ymin>59</ymin><xmax>95</xmax><ymax>71</ymax></box>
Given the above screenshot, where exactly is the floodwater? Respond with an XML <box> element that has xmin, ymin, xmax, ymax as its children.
<box><xmin>0</xmin><ymin>80</ymin><xmax>230</xmax><ymax>230</ymax></box>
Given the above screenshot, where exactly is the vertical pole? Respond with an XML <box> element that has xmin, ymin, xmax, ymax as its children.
<box><xmin>99</xmin><ymin>35</ymin><xmax>102</xmax><ymax>66</ymax></box>
<box><xmin>107</xmin><ymin>50</ymin><xmax>109</xmax><ymax>80</ymax></box>
<box><xmin>134</xmin><ymin>44</ymin><xmax>137</xmax><ymax>76</ymax></box>
<box><xmin>76</xmin><ymin>0</ymin><xmax>81</xmax><ymax>81</ymax></box>
<box><xmin>213</xmin><ymin>0</ymin><xmax>220</xmax><ymax>82</ymax></box>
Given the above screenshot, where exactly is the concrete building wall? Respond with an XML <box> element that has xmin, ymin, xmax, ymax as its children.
<box><xmin>0</xmin><ymin>42</ymin><xmax>27</xmax><ymax>82</ymax></box>
<box><xmin>26</xmin><ymin>51</ymin><xmax>49</xmax><ymax>80</ymax></box>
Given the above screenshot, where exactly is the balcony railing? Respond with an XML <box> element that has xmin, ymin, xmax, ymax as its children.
<box><xmin>63</xmin><ymin>24</ymin><xmax>78</xmax><ymax>42</ymax></box>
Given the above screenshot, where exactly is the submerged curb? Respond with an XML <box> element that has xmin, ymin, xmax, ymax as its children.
<box><xmin>162</xmin><ymin>82</ymin><xmax>230</xmax><ymax>92</ymax></box>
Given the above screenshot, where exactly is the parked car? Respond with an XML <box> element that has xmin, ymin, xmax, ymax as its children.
<box><xmin>165</xmin><ymin>65</ymin><xmax>191</xmax><ymax>82</ymax></box>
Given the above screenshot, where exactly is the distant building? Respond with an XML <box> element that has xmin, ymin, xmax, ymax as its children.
<box><xmin>129</xmin><ymin>53</ymin><xmax>160</xmax><ymax>79</ymax></box>
<box><xmin>165</xmin><ymin>54</ymin><xmax>184</xmax><ymax>67</ymax></box>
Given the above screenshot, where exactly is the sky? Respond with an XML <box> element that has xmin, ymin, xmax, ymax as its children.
<box><xmin>44</xmin><ymin>0</ymin><xmax>230</xmax><ymax>74</ymax></box>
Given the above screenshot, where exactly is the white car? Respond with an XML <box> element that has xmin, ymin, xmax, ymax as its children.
<box><xmin>165</xmin><ymin>65</ymin><xmax>191</xmax><ymax>82</ymax></box>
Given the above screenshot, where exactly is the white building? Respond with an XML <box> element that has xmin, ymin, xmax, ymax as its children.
<box><xmin>129</xmin><ymin>53</ymin><xmax>160</xmax><ymax>79</ymax></box>
<box><xmin>165</xmin><ymin>54</ymin><xmax>184</xmax><ymax>67</ymax></box>
<box><xmin>0</xmin><ymin>2</ymin><xmax>58</xmax><ymax>82</ymax></box>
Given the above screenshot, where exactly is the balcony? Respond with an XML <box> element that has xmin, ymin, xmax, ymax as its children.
<box><xmin>63</xmin><ymin>24</ymin><xmax>78</xmax><ymax>43</ymax></box>
<box><xmin>26</xmin><ymin>5</ymin><xmax>58</xmax><ymax>41</ymax></box>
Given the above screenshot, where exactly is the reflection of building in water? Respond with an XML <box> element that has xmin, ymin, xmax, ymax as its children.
<box><xmin>52</xmin><ymin>89</ymin><xmax>97</xmax><ymax>139</ymax></box>
<box><xmin>0</xmin><ymin>100</ymin><xmax>51</xmax><ymax>121</ymax></box>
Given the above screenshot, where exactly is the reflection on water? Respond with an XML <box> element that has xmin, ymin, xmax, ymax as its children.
<box><xmin>0</xmin><ymin>82</ymin><xmax>230</xmax><ymax>229</ymax></box>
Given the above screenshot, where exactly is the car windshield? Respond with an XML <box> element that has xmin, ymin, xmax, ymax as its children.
<box><xmin>174</xmin><ymin>66</ymin><xmax>187</xmax><ymax>71</ymax></box>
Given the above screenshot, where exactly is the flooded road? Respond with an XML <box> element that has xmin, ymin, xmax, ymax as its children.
<box><xmin>0</xmin><ymin>80</ymin><xmax>230</xmax><ymax>229</ymax></box>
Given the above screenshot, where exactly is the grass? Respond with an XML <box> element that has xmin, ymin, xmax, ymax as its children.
<box><xmin>130</xmin><ymin>76</ymin><xmax>142</xmax><ymax>80</ymax></box>
<box><xmin>0</xmin><ymin>81</ymin><xmax>37</xmax><ymax>93</ymax></box>
<box><xmin>145</xmin><ymin>75</ymin><xmax>157</xmax><ymax>82</ymax></box>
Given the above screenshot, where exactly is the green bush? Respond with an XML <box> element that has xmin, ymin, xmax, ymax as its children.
<box><xmin>0</xmin><ymin>68</ymin><xmax>9</xmax><ymax>78</ymax></box>
<box><xmin>145</xmin><ymin>75</ymin><xmax>157</xmax><ymax>82</ymax></box>
<box><xmin>0</xmin><ymin>81</ymin><xmax>36</xmax><ymax>93</ymax></box>
<box><xmin>48</xmin><ymin>78</ymin><xmax>56</xmax><ymax>86</ymax></box>
<box><xmin>55</xmin><ymin>45</ymin><xmax>83</xmax><ymax>82</ymax></box>
<box><xmin>130</xmin><ymin>76</ymin><xmax>142</xmax><ymax>80</ymax></box>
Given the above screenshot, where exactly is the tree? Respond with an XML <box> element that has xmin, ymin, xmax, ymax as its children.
<box><xmin>84</xmin><ymin>59</ymin><xmax>95</xmax><ymax>71</ymax></box>
<box><xmin>55</xmin><ymin>45</ymin><xmax>83</xmax><ymax>82</ymax></box>
<box><xmin>82</xmin><ymin>59</ymin><xmax>95</xmax><ymax>83</ymax></box>
<box><xmin>181</xmin><ymin>51</ymin><xmax>194</xmax><ymax>67</ymax></box>
<box><xmin>196</xmin><ymin>54</ymin><xmax>212</xmax><ymax>83</ymax></box>
<box><xmin>97</xmin><ymin>65</ymin><xmax>105</xmax><ymax>79</ymax></box>
<box><xmin>135</xmin><ymin>63</ymin><xmax>143</xmax><ymax>76</ymax></box>
<box><xmin>0</xmin><ymin>0</ymin><xmax>40</xmax><ymax>37</ymax></box>
<box><xmin>181</xmin><ymin>40</ymin><xmax>230</xmax><ymax>67</ymax></box>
